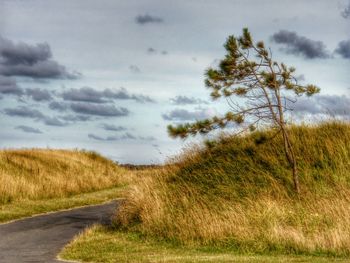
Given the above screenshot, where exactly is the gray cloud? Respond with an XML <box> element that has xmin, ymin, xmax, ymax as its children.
<box><xmin>88</xmin><ymin>132</ymin><xmax>155</xmax><ymax>141</ymax></box>
<box><xmin>101</xmin><ymin>123</ymin><xmax>127</xmax><ymax>131</ymax></box>
<box><xmin>61</xmin><ymin>87</ymin><xmax>154</xmax><ymax>104</ymax></box>
<box><xmin>26</xmin><ymin>88</ymin><xmax>52</xmax><ymax>101</ymax></box>
<box><xmin>15</xmin><ymin>125</ymin><xmax>42</xmax><ymax>134</ymax></box>
<box><xmin>0</xmin><ymin>61</ymin><xmax>80</xmax><ymax>79</ymax></box>
<box><xmin>162</xmin><ymin>108</ymin><xmax>213</xmax><ymax>121</ymax></box>
<box><xmin>170</xmin><ymin>95</ymin><xmax>208</xmax><ymax>105</ymax></box>
<box><xmin>4</xmin><ymin>106</ymin><xmax>45</xmax><ymax>119</ymax></box>
<box><xmin>49</xmin><ymin>101</ymin><xmax>68</xmax><ymax>112</ymax></box>
<box><xmin>3</xmin><ymin>105</ymin><xmax>69</xmax><ymax>126</ymax></box>
<box><xmin>271</xmin><ymin>30</ymin><xmax>330</xmax><ymax>59</ymax></box>
<box><xmin>121</xmin><ymin>132</ymin><xmax>137</xmax><ymax>140</ymax></box>
<box><xmin>335</xmin><ymin>40</ymin><xmax>350</xmax><ymax>59</ymax></box>
<box><xmin>293</xmin><ymin>94</ymin><xmax>350</xmax><ymax>116</ymax></box>
<box><xmin>42</xmin><ymin>116</ymin><xmax>67</xmax><ymax>126</ymax></box>
<box><xmin>88</xmin><ymin>134</ymin><xmax>105</xmax><ymax>141</ymax></box>
<box><xmin>0</xmin><ymin>37</ymin><xmax>51</xmax><ymax>66</ymax></box>
<box><xmin>0</xmin><ymin>76</ymin><xmax>23</xmax><ymax>96</ymax></box>
<box><xmin>70</xmin><ymin>102</ymin><xmax>130</xmax><ymax>117</ymax></box>
<box><xmin>129</xmin><ymin>65</ymin><xmax>141</xmax><ymax>73</ymax></box>
<box><xmin>62</xmin><ymin>87</ymin><xmax>109</xmax><ymax>103</ymax></box>
<box><xmin>135</xmin><ymin>14</ymin><xmax>163</xmax><ymax>25</ymax></box>
<box><xmin>88</xmin><ymin>133</ymin><xmax>132</xmax><ymax>141</ymax></box>
<box><xmin>146</xmin><ymin>48</ymin><xmax>168</xmax><ymax>55</ymax></box>
<box><xmin>342</xmin><ymin>1</ymin><xmax>350</xmax><ymax>18</ymax></box>
<box><xmin>147</xmin><ymin>47</ymin><xmax>156</xmax><ymax>53</ymax></box>
<box><xmin>104</xmin><ymin>88</ymin><xmax>155</xmax><ymax>103</ymax></box>
<box><xmin>139</xmin><ymin>135</ymin><xmax>156</xmax><ymax>141</ymax></box>
<box><xmin>0</xmin><ymin>35</ymin><xmax>79</xmax><ymax>79</ymax></box>
<box><xmin>60</xmin><ymin>114</ymin><xmax>91</xmax><ymax>122</ymax></box>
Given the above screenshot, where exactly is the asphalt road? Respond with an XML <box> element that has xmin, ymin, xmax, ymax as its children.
<box><xmin>0</xmin><ymin>201</ymin><xmax>118</xmax><ymax>263</ymax></box>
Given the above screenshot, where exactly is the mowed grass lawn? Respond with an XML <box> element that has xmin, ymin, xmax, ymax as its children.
<box><xmin>60</xmin><ymin>225</ymin><xmax>349</xmax><ymax>263</ymax></box>
<box><xmin>0</xmin><ymin>149</ymin><xmax>131</xmax><ymax>223</ymax></box>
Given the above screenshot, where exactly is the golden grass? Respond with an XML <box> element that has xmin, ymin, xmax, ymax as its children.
<box><xmin>115</xmin><ymin>122</ymin><xmax>350</xmax><ymax>256</ymax></box>
<box><xmin>0</xmin><ymin>149</ymin><xmax>131</xmax><ymax>204</ymax></box>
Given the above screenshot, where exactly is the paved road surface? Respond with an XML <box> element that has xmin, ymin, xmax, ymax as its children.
<box><xmin>0</xmin><ymin>201</ymin><xmax>118</xmax><ymax>263</ymax></box>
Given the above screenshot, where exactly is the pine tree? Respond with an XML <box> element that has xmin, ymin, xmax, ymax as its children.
<box><xmin>168</xmin><ymin>28</ymin><xmax>320</xmax><ymax>194</ymax></box>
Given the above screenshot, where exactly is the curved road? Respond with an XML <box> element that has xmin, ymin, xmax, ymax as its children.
<box><xmin>0</xmin><ymin>201</ymin><xmax>118</xmax><ymax>263</ymax></box>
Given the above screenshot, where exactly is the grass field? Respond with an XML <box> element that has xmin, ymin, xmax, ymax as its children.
<box><xmin>111</xmin><ymin>122</ymin><xmax>350</xmax><ymax>256</ymax></box>
<box><xmin>0</xmin><ymin>149</ymin><xmax>131</xmax><ymax>223</ymax></box>
<box><xmin>60</xmin><ymin>225</ymin><xmax>349</xmax><ymax>263</ymax></box>
<box><xmin>2</xmin><ymin>122</ymin><xmax>350</xmax><ymax>262</ymax></box>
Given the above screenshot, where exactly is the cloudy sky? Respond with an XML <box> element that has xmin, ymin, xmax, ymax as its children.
<box><xmin>0</xmin><ymin>0</ymin><xmax>349</xmax><ymax>164</ymax></box>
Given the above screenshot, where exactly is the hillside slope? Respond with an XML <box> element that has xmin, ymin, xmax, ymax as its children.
<box><xmin>116</xmin><ymin>122</ymin><xmax>350</xmax><ymax>256</ymax></box>
<box><xmin>0</xmin><ymin>149</ymin><xmax>127</xmax><ymax>204</ymax></box>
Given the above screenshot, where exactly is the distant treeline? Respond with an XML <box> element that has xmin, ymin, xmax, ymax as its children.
<box><xmin>119</xmin><ymin>163</ymin><xmax>161</xmax><ymax>170</ymax></box>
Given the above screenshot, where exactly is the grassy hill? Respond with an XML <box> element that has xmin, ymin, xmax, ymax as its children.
<box><xmin>0</xmin><ymin>149</ymin><xmax>128</xmax><ymax>204</ymax></box>
<box><xmin>0</xmin><ymin>149</ymin><xmax>131</xmax><ymax>222</ymax></box>
<box><xmin>115</xmin><ymin>122</ymin><xmax>350</xmax><ymax>256</ymax></box>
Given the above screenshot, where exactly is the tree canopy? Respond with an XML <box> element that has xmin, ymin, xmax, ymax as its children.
<box><xmin>167</xmin><ymin>28</ymin><xmax>320</xmax><ymax>194</ymax></box>
<box><xmin>168</xmin><ymin>28</ymin><xmax>320</xmax><ymax>139</ymax></box>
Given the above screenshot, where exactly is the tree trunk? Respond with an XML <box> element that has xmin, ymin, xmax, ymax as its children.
<box><xmin>281</xmin><ymin>128</ymin><xmax>300</xmax><ymax>194</ymax></box>
<box><xmin>291</xmin><ymin>155</ymin><xmax>300</xmax><ymax>195</ymax></box>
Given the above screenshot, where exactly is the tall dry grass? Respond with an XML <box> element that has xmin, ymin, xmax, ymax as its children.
<box><xmin>0</xmin><ymin>149</ymin><xmax>130</xmax><ymax>204</ymax></box>
<box><xmin>115</xmin><ymin>122</ymin><xmax>350</xmax><ymax>255</ymax></box>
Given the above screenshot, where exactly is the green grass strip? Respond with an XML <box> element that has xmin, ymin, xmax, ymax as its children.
<box><xmin>60</xmin><ymin>225</ymin><xmax>349</xmax><ymax>263</ymax></box>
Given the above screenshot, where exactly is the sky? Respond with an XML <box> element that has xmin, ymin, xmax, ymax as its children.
<box><xmin>0</xmin><ymin>0</ymin><xmax>349</xmax><ymax>164</ymax></box>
